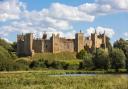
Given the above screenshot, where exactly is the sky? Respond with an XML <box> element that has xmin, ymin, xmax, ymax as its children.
<box><xmin>0</xmin><ymin>0</ymin><xmax>128</xmax><ymax>43</ymax></box>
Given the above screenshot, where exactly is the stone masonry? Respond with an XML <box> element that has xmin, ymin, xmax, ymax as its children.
<box><xmin>17</xmin><ymin>31</ymin><xmax>107</xmax><ymax>56</ymax></box>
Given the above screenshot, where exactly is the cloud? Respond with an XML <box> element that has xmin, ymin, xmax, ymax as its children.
<box><xmin>124</xmin><ymin>32</ymin><xmax>128</xmax><ymax>37</ymax></box>
<box><xmin>96</xmin><ymin>0</ymin><xmax>128</xmax><ymax>11</ymax></box>
<box><xmin>0</xmin><ymin>0</ymin><xmax>127</xmax><ymax>41</ymax></box>
<box><xmin>2</xmin><ymin>37</ymin><xmax>12</xmax><ymax>43</ymax></box>
<box><xmin>86</xmin><ymin>26</ymin><xmax>115</xmax><ymax>38</ymax></box>
<box><xmin>49</xmin><ymin>3</ymin><xmax>95</xmax><ymax>22</ymax></box>
<box><xmin>0</xmin><ymin>0</ymin><xmax>25</xmax><ymax>21</ymax></box>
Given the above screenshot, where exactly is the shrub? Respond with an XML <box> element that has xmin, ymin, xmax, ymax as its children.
<box><xmin>13</xmin><ymin>59</ymin><xmax>30</xmax><ymax>70</ymax></box>
<box><xmin>29</xmin><ymin>59</ymin><xmax>46</xmax><ymax>69</ymax></box>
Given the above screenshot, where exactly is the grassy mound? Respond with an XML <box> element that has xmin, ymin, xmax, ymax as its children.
<box><xmin>31</xmin><ymin>52</ymin><xmax>78</xmax><ymax>60</ymax></box>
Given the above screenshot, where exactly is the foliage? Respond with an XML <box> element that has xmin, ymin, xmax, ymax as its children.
<box><xmin>0</xmin><ymin>46</ymin><xmax>13</xmax><ymax>71</ymax></box>
<box><xmin>106</xmin><ymin>36</ymin><xmax>112</xmax><ymax>52</ymax></box>
<box><xmin>114</xmin><ymin>38</ymin><xmax>128</xmax><ymax>59</ymax></box>
<box><xmin>76</xmin><ymin>50</ymin><xmax>94</xmax><ymax>70</ymax></box>
<box><xmin>0</xmin><ymin>38</ymin><xmax>12</xmax><ymax>51</ymax></box>
<box><xmin>13</xmin><ymin>59</ymin><xmax>30</xmax><ymax>70</ymax></box>
<box><xmin>11</xmin><ymin>42</ymin><xmax>17</xmax><ymax>52</ymax></box>
<box><xmin>93</xmin><ymin>48</ymin><xmax>110</xmax><ymax>70</ymax></box>
<box><xmin>110</xmin><ymin>48</ymin><xmax>126</xmax><ymax>72</ymax></box>
<box><xmin>29</xmin><ymin>59</ymin><xmax>80</xmax><ymax>70</ymax></box>
<box><xmin>76</xmin><ymin>50</ymin><xmax>90</xmax><ymax>60</ymax></box>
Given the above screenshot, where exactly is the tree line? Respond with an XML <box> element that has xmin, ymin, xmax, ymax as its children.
<box><xmin>0</xmin><ymin>38</ymin><xmax>128</xmax><ymax>72</ymax></box>
<box><xmin>77</xmin><ymin>38</ymin><xmax>128</xmax><ymax>72</ymax></box>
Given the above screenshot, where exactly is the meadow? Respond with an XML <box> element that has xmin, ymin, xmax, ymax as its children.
<box><xmin>0</xmin><ymin>70</ymin><xmax>128</xmax><ymax>89</ymax></box>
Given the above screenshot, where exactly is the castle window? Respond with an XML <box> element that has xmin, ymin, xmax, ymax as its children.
<box><xmin>46</xmin><ymin>45</ymin><xmax>48</xmax><ymax>48</ymax></box>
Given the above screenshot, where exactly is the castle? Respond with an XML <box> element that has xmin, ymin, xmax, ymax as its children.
<box><xmin>17</xmin><ymin>31</ymin><xmax>106</xmax><ymax>56</ymax></box>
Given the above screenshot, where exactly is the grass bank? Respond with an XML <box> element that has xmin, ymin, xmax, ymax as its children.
<box><xmin>0</xmin><ymin>70</ymin><xmax>128</xmax><ymax>89</ymax></box>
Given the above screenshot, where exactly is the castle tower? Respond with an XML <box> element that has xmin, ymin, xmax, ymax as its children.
<box><xmin>17</xmin><ymin>34</ymin><xmax>25</xmax><ymax>56</ymax></box>
<box><xmin>101</xmin><ymin>31</ymin><xmax>106</xmax><ymax>48</ymax></box>
<box><xmin>51</xmin><ymin>33</ymin><xmax>60</xmax><ymax>53</ymax></box>
<box><xmin>91</xmin><ymin>30</ymin><xmax>97</xmax><ymax>48</ymax></box>
<box><xmin>75</xmin><ymin>31</ymin><xmax>84</xmax><ymax>52</ymax></box>
<box><xmin>24</xmin><ymin>33</ymin><xmax>34</xmax><ymax>56</ymax></box>
<box><xmin>42</xmin><ymin>31</ymin><xmax>47</xmax><ymax>40</ymax></box>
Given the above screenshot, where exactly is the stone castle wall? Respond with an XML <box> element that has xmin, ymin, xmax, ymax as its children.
<box><xmin>17</xmin><ymin>31</ymin><xmax>107</xmax><ymax>56</ymax></box>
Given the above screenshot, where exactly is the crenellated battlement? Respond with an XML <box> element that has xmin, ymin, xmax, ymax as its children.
<box><xmin>17</xmin><ymin>31</ymin><xmax>107</xmax><ymax>56</ymax></box>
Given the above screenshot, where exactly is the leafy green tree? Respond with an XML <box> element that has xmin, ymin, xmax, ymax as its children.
<box><xmin>106</xmin><ymin>36</ymin><xmax>112</xmax><ymax>52</ymax></box>
<box><xmin>0</xmin><ymin>38</ymin><xmax>12</xmax><ymax>51</ymax></box>
<box><xmin>11</xmin><ymin>42</ymin><xmax>17</xmax><ymax>52</ymax></box>
<box><xmin>0</xmin><ymin>46</ymin><xmax>13</xmax><ymax>71</ymax></box>
<box><xmin>114</xmin><ymin>38</ymin><xmax>128</xmax><ymax>58</ymax></box>
<box><xmin>110</xmin><ymin>48</ymin><xmax>126</xmax><ymax>72</ymax></box>
<box><xmin>76</xmin><ymin>50</ymin><xmax>91</xmax><ymax>60</ymax></box>
<box><xmin>77</xmin><ymin>50</ymin><xmax>93</xmax><ymax>69</ymax></box>
<box><xmin>81</xmin><ymin>53</ymin><xmax>93</xmax><ymax>70</ymax></box>
<box><xmin>114</xmin><ymin>39</ymin><xmax>128</xmax><ymax>71</ymax></box>
<box><xmin>93</xmin><ymin>48</ymin><xmax>110</xmax><ymax>70</ymax></box>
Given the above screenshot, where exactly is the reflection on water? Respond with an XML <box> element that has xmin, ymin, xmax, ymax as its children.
<box><xmin>49</xmin><ymin>74</ymin><xmax>128</xmax><ymax>77</ymax></box>
<box><xmin>50</xmin><ymin>74</ymin><xmax>96</xmax><ymax>76</ymax></box>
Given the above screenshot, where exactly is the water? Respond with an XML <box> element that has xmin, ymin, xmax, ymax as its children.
<box><xmin>50</xmin><ymin>74</ymin><xmax>96</xmax><ymax>76</ymax></box>
<box><xmin>49</xmin><ymin>73</ymin><xmax>128</xmax><ymax>77</ymax></box>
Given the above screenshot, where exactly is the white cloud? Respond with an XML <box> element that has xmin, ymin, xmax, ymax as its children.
<box><xmin>124</xmin><ymin>32</ymin><xmax>128</xmax><ymax>37</ymax></box>
<box><xmin>0</xmin><ymin>0</ymin><xmax>25</xmax><ymax>21</ymax></box>
<box><xmin>49</xmin><ymin>3</ymin><xmax>95</xmax><ymax>22</ymax></box>
<box><xmin>86</xmin><ymin>26</ymin><xmax>115</xmax><ymax>38</ymax></box>
<box><xmin>0</xmin><ymin>0</ymin><xmax>128</xmax><ymax>40</ymax></box>
<box><xmin>2</xmin><ymin>38</ymin><xmax>12</xmax><ymax>43</ymax></box>
<box><xmin>96</xmin><ymin>0</ymin><xmax>128</xmax><ymax>11</ymax></box>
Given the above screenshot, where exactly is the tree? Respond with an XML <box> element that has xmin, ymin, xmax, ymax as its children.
<box><xmin>110</xmin><ymin>48</ymin><xmax>126</xmax><ymax>72</ymax></box>
<box><xmin>0</xmin><ymin>38</ymin><xmax>12</xmax><ymax>51</ymax></box>
<box><xmin>76</xmin><ymin>50</ymin><xmax>90</xmax><ymax>60</ymax></box>
<box><xmin>11</xmin><ymin>42</ymin><xmax>17</xmax><ymax>52</ymax></box>
<box><xmin>93</xmin><ymin>48</ymin><xmax>110</xmax><ymax>70</ymax></box>
<box><xmin>114</xmin><ymin>38</ymin><xmax>128</xmax><ymax>59</ymax></box>
<box><xmin>81</xmin><ymin>54</ymin><xmax>93</xmax><ymax>70</ymax></box>
<box><xmin>0</xmin><ymin>46</ymin><xmax>13</xmax><ymax>71</ymax></box>
<box><xmin>77</xmin><ymin>50</ymin><xmax>93</xmax><ymax>69</ymax></box>
<box><xmin>106</xmin><ymin>36</ymin><xmax>112</xmax><ymax>52</ymax></box>
<box><xmin>114</xmin><ymin>39</ymin><xmax>128</xmax><ymax>71</ymax></box>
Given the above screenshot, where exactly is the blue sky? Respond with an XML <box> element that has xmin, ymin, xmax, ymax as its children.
<box><xmin>0</xmin><ymin>0</ymin><xmax>128</xmax><ymax>43</ymax></box>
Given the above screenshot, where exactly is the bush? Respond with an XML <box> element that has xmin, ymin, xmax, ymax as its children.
<box><xmin>76</xmin><ymin>50</ymin><xmax>87</xmax><ymax>60</ymax></box>
<box><xmin>29</xmin><ymin>59</ymin><xmax>46</xmax><ymax>69</ymax></box>
<box><xmin>13</xmin><ymin>59</ymin><xmax>30</xmax><ymax>70</ymax></box>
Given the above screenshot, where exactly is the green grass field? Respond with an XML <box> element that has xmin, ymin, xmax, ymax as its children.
<box><xmin>30</xmin><ymin>52</ymin><xmax>77</xmax><ymax>60</ymax></box>
<box><xmin>0</xmin><ymin>70</ymin><xmax>128</xmax><ymax>89</ymax></box>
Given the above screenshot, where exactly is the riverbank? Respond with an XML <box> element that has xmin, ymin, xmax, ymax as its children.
<box><xmin>0</xmin><ymin>69</ymin><xmax>128</xmax><ymax>75</ymax></box>
<box><xmin>0</xmin><ymin>70</ymin><xmax>128</xmax><ymax>89</ymax></box>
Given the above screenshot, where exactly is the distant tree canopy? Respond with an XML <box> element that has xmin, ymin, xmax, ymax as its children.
<box><xmin>0</xmin><ymin>37</ymin><xmax>128</xmax><ymax>72</ymax></box>
<box><xmin>93</xmin><ymin>48</ymin><xmax>110</xmax><ymax>70</ymax></box>
<box><xmin>106</xmin><ymin>36</ymin><xmax>112</xmax><ymax>52</ymax></box>
<box><xmin>110</xmin><ymin>48</ymin><xmax>126</xmax><ymax>71</ymax></box>
<box><xmin>76</xmin><ymin>50</ymin><xmax>92</xmax><ymax>60</ymax></box>
<box><xmin>77</xmin><ymin>50</ymin><xmax>93</xmax><ymax>69</ymax></box>
<box><xmin>114</xmin><ymin>38</ymin><xmax>128</xmax><ymax>59</ymax></box>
